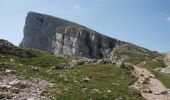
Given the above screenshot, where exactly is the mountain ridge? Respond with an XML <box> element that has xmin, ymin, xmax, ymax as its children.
<box><xmin>19</xmin><ymin>11</ymin><xmax>134</xmax><ymax>59</ymax></box>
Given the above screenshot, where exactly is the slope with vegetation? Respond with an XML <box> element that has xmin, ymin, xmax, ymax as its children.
<box><xmin>1</xmin><ymin>39</ymin><xmax>170</xmax><ymax>100</ymax></box>
<box><xmin>0</xmin><ymin>39</ymin><xmax>144</xmax><ymax>100</ymax></box>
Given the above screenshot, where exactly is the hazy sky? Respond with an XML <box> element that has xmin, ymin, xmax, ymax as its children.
<box><xmin>0</xmin><ymin>0</ymin><xmax>170</xmax><ymax>52</ymax></box>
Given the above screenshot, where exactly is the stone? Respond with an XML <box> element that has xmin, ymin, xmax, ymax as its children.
<box><xmin>27</xmin><ymin>97</ymin><xmax>36</xmax><ymax>100</ymax></box>
<box><xmin>82</xmin><ymin>77</ymin><xmax>90</xmax><ymax>82</ymax></box>
<box><xmin>11</xmin><ymin>87</ymin><xmax>20</xmax><ymax>94</ymax></box>
<box><xmin>5</xmin><ymin>69</ymin><xmax>16</xmax><ymax>74</ymax></box>
<box><xmin>10</xmin><ymin>58</ymin><xmax>15</xmax><ymax>62</ymax></box>
<box><xmin>20</xmin><ymin>11</ymin><xmax>127</xmax><ymax>59</ymax></box>
<box><xmin>161</xmin><ymin>67</ymin><xmax>170</xmax><ymax>73</ymax></box>
<box><xmin>53</xmin><ymin>63</ymin><xmax>68</xmax><ymax>69</ymax></box>
<box><xmin>107</xmin><ymin>90</ymin><xmax>112</xmax><ymax>93</ymax></box>
<box><xmin>0</xmin><ymin>85</ymin><xmax>12</xmax><ymax>89</ymax></box>
<box><xmin>31</xmin><ymin>66</ymin><xmax>39</xmax><ymax>71</ymax></box>
<box><xmin>9</xmin><ymin>79</ymin><xmax>21</xmax><ymax>86</ymax></box>
<box><xmin>142</xmin><ymin>88</ymin><xmax>152</xmax><ymax>93</ymax></box>
<box><xmin>0</xmin><ymin>91</ymin><xmax>10</xmax><ymax>99</ymax></box>
<box><xmin>115</xmin><ymin>97</ymin><xmax>123</xmax><ymax>100</ymax></box>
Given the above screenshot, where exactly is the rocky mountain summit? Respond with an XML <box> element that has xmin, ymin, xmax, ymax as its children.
<box><xmin>20</xmin><ymin>11</ymin><xmax>128</xmax><ymax>58</ymax></box>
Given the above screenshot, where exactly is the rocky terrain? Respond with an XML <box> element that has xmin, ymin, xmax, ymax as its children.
<box><xmin>1</xmin><ymin>38</ymin><xmax>170</xmax><ymax>100</ymax></box>
<box><xmin>1</xmin><ymin>12</ymin><xmax>170</xmax><ymax>100</ymax></box>
<box><xmin>161</xmin><ymin>51</ymin><xmax>170</xmax><ymax>73</ymax></box>
<box><xmin>0</xmin><ymin>69</ymin><xmax>51</xmax><ymax>100</ymax></box>
<box><xmin>20</xmin><ymin>11</ymin><xmax>127</xmax><ymax>59</ymax></box>
<box><xmin>0</xmin><ymin>39</ymin><xmax>145</xmax><ymax>100</ymax></box>
<box><xmin>131</xmin><ymin>64</ymin><xmax>170</xmax><ymax>100</ymax></box>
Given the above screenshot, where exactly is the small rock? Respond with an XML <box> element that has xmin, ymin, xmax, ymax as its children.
<box><xmin>149</xmin><ymin>74</ymin><xmax>155</xmax><ymax>78</ymax></box>
<box><xmin>11</xmin><ymin>87</ymin><xmax>20</xmax><ymax>94</ymax></box>
<box><xmin>63</xmin><ymin>78</ymin><xmax>69</xmax><ymax>83</ymax></box>
<box><xmin>161</xmin><ymin>67</ymin><xmax>170</xmax><ymax>74</ymax></box>
<box><xmin>0</xmin><ymin>84</ymin><xmax>12</xmax><ymax>89</ymax></box>
<box><xmin>142</xmin><ymin>88</ymin><xmax>152</xmax><ymax>93</ymax></box>
<box><xmin>14</xmin><ymin>81</ymin><xmax>28</xmax><ymax>89</ymax></box>
<box><xmin>9</xmin><ymin>79</ymin><xmax>20</xmax><ymax>86</ymax></box>
<box><xmin>31</xmin><ymin>66</ymin><xmax>39</xmax><ymax>71</ymax></box>
<box><xmin>27</xmin><ymin>97</ymin><xmax>36</xmax><ymax>100</ymax></box>
<box><xmin>10</xmin><ymin>58</ymin><xmax>15</xmax><ymax>62</ymax></box>
<box><xmin>107</xmin><ymin>90</ymin><xmax>112</xmax><ymax>93</ymax></box>
<box><xmin>53</xmin><ymin>63</ymin><xmax>68</xmax><ymax>69</ymax></box>
<box><xmin>92</xmin><ymin>89</ymin><xmax>99</xmax><ymax>92</ymax></box>
<box><xmin>82</xmin><ymin>77</ymin><xmax>90</xmax><ymax>82</ymax></box>
<box><xmin>0</xmin><ymin>92</ymin><xmax>8</xmax><ymax>99</ymax></box>
<box><xmin>73</xmin><ymin>80</ymin><xmax>78</xmax><ymax>83</ymax></box>
<box><xmin>112</xmin><ymin>83</ymin><xmax>119</xmax><ymax>86</ymax></box>
<box><xmin>0</xmin><ymin>93</ymin><xmax>5</xmax><ymax>99</ymax></box>
<box><xmin>116</xmin><ymin>60</ymin><xmax>125</xmax><ymax>68</ymax></box>
<box><xmin>115</xmin><ymin>97</ymin><xmax>123</xmax><ymax>100</ymax></box>
<box><xmin>5</xmin><ymin>69</ymin><xmax>16</xmax><ymax>74</ymax></box>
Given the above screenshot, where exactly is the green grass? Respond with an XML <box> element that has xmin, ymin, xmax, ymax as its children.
<box><xmin>42</xmin><ymin>64</ymin><xmax>143</xmax><ymax>100</ymax></box>
<box><xmin>113</xmin><ymin>45</ymin><xmax>160</xmax><ymax>65</ymax></box>
<box><xmin>0</xmin><ymin>48</ymin><xmax>144</xmax><ymax>100</ymax></box>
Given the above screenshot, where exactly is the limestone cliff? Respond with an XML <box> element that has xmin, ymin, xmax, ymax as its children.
<box><xmin>20</xmin><ymin>12</ymin><xmax>127</xmax><ymax>58</ymax></box>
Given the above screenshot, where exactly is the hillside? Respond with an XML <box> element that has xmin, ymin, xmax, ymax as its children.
<box><xmin>1</xmin><ymin>38</ymin><xmax>170</xmax><ymax>100</ymax></box>
<box><xmin>0</xmin><ymin>39</ymin><xmax>144</xmax><ymax>100</ymax></box>
<box><xmin>1</xmin><ymin>12</ymin><xmax>170</xmax><ymax>100</ymax></box>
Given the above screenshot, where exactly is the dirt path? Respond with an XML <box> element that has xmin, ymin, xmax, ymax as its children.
<box><xmin>130</xmin><ymin>66</ymin><xmax>170</xmax><ymax>100</ymax></box>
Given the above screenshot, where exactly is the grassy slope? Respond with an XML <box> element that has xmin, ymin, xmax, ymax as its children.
<box><xmin>0</xmin><ymin>47</ymin><xmax>143</xmax><ymax>100</ymax></box>
<box><xmin>113</xmin><ymin>45</ymin><xmax>170</xmax><ymax>89</ymax></box>
<box><xmin>113</xmin><ymin>45</ymin><xmax>160</xmax><ymax>65</ymax></box>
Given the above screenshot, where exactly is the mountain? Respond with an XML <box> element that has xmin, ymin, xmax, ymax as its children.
<box><xmin>1</xmin><ymin>12</ymin><xmax>170</xmax><ymax>100</ymax></box>
<box><xmin>20</xmin><ymin>11</ymin><xmax>128</xmax><ymax>59</ymax></box>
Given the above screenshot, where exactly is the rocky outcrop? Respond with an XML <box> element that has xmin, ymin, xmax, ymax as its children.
<box><xmin>0</xmin><ymin>39</ymin><xmax>33</xmax><ymax>58</ymax></box>
<box><xmin>0</xmin><ymin>69</ymin><xmax>51</xmax><ymax>100</ymax></box>
<box><xmin>20</xmin><ymin>11</ymin><xmax>127</xmax><ymax>59</ymax></box>
<box><xmin>161</xmin><ymin>51</ymin><xmax>170</xmax><ymax>73</ymax></box>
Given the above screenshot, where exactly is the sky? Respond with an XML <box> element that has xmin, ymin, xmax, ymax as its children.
<box><xmin>0</xmin><ymin>0</ymin><xmax>170</xmax><ymax>52</ymax></box>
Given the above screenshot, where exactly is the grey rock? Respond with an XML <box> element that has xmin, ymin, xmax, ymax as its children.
<box><xmin>161</xmin><ymin>67</ymin><xmax>170</xmax><ymax>73</ymax></box>
<box><xmin>0</xmin><ymin>84</ymin><xmax>12</xmax><ymax>89</ymax></box>
<box><xmin>5</xmin><ymin>69</ymin><xmax>16</xmax><ymax>74</ymax></box>
<box><xmin>20</xmin><ymin>11</ymin><xmax>127</xmax><ymax>59</ymax></box>
<box><xmin>27</xmin><ymin>97</ymin><xmax>36</xmax><ymax>100</ymax></box>
<box><xmin>82</xmin><ymin>77</ymin><xmax>90</xmax><ymax>82</ymax></box>
<box><xmin>0</xmin><ymin>91</ymin><xmax>12</xmax><ymax>99</ymax></box>
<box><xmin>31</xmin><ymin>66</ymin><xmax>39</xmax><ymax>71</ymax></box>
<box><xmin>0</xmin><ymin>74</ymin><xmax>51</xmax><ymax>100</ymax></box>
<box><xmin>53</xmin><ymin>63</ymin><xmax>68</xmax><ymax>69</ymax></box>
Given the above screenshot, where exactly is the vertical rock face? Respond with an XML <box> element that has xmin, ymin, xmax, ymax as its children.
<box><xmin>20</xmin><ymin>12</ymin><xmax>127</xmax><ymax>58</ymax></box>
